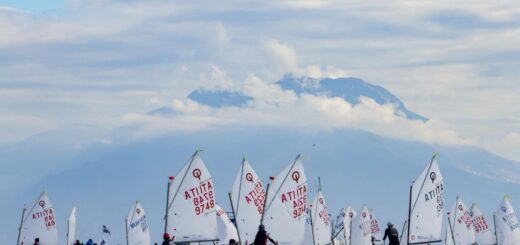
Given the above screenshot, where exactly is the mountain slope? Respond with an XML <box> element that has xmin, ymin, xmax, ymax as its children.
<box><xmin>2</xmin><ymin>127</ymin><xmax>519</xmax><ymax>244</ymax></box>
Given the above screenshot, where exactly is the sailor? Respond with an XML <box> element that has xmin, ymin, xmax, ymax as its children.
<box><xmin>253</xmin><ymin>224</ymin><xmax>278</xmax><ymax>245</ymax></box>
<box><xmin>86</xmin><ymin>239</ymin><xmax>94</xmax><ymax>245</ymax></box>
<box><xmin>382</xmin><ymin>222</ymin><xmax>400</xmax><ymax>245</ymax></box>
<box><xmin>162</xmin><ymin>233</ymin><xmax>173</xmax><ymax>245</ymax></box>
<box><xmin>229</xmin><ymin>239</ymin><xmax>237</xmax><ymax>245</ymax></box>
<box><xmin>33</xmin><ymin>238</ymin><xmax>40</xmax><ymax>245</ymax></box>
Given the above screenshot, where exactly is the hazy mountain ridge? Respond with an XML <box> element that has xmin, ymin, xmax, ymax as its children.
<box><xmin>2</xmin><ymin>126</ymin><xmax>520</xmax><ymax>243</ymax></box>
<box><xmin>154</xmin><ymin>75</ymin><xmax>427</xmax><ymax>121</ymax></box>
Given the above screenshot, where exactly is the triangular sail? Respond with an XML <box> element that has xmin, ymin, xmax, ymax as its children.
<box><xmin>309</xmin><ymin>190</ymin><xmax>332</xmax><ymax>245</ymax></box>
<box><xmin>408</xmin><ymin>155</ymin><xmax>444</xmax><ymax>244</ymax></box>
<box><xmin>350</xmin><ymin>205</ymin><xmax>372</xmax><ymax>245</ymax></box>
<box><xmin>18</xmin><ymin>191</ymin><xmax>59</xmax><ymax>245</ymax></box>
<box><xmin>230</xmin><ymin>159</ymin><xmax>265</xmax><ymax>244</ymax></box>
<box><xmin>67</xmin><ymin>207</ymin><xmax>76</xmax><ymax>245</ymax></box>
<box><xmin>216</xmin><ymin>205</ymin><xmax>239</xmax><ymax>245</ymax></box>
<box><xmin>166</xmin><ymin>151</ymin><xmax>218</xmax><ymax>242</ymax></box>
<box><xmin>127</xmin><ymin>201</ymin><xmax>151</xmax><ymax>245</ymax></box>
<box><xmin>495</xmin><ymin>195</ymin><xmax>520</xmax><ymax>245</ymax></box>
<box><xmin>447</xmin><ymin>196</ymin><xmax>476</xmax><ymax>245</ymax></box>
<box><xmin>469</xmin><ymin>203</ymin><xmax>495</xmax><ymax>245</ymax></box>
<box><xmin>369</xmin><ymin>209</ymin><xmax>382</xmax><ymax>242</ymax></box>
<box><xmin>342</xmin><ymin>207</ymin><xmax>356</xmax><ymax>245</ymax></box>
<box><xmin>263</xmin><ymin>155</ymin><xmax>308</xmax><ymax>245</ymax></box>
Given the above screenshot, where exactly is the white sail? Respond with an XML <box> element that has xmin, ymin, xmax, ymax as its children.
<box><xmin>18</xmin><ymin>191</ymin><xmax>59</xmax><ymax>245</ymax></box>
<box><xmin>230</xmin><ymin>158</ymin><xmax>265</xmax><ymax>244</ymax></box>
<box><xmin>166</xmin><ymin>151</ymin><xmax>218</xmax><ymax>242</ymax></box>
<box><xmin>216</xmin><ymin>205</ymin><xmax>239</xmax><ymax>245</ymax></box>
<box><xmin>469</xmin><ymin>203</ymin><xmax>495</xmax><ymax>245</ymax></box>
<box><xmin>495</xmin><ymin>195</ymin><xmax>520</xmax><ymax>245</ymax></box>
<box><xmin>342</xmin><ymin>207</ymin><xmax>356</xmax><ymax>245</ymax></box>
<box><xmin>263</xmin><ymin>155</ymin><xmax>308</xmax><ymax>245</ymax></box>
<box><xmin>66</xmin><ymin>207</ymin><xmax>76</xmax><ymax>245</ymax></box>
<box><xmin>309</xmin><ymin>190</ymin><xmax>332</xmax><ymax>245</ymax></box>
<box><xmin>350</xmin><ymin>205</ymin><xmax>372</xmax><ymax>245</ymax></box>
<box><xmin>446</xmin><ymin>196</ymin><xmax>475</xmax><ymax>245</ymax></box>
<box><xmin>408</xmin><ymin>155</ymin><xmax>444</xmax><ymax>244</ymax></box>
<box><xmin>445</xmin><ymin>223</ymin><xmax>454</xmax><ymax>245</ymax></box>
<box><xmin>369</xmin><ymin>209</ymin><xmax>382</xmax><ymax>243</ymax></box>
<box><xmin>126</xmin><ymin>201</ymin><xmax>151</xmax><ymax>245</ymax></box>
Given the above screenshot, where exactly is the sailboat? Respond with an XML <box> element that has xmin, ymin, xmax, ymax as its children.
<box><xmin>229</xmin><ymin>158</ymin><xmax>265</xmax><ymax>244</ymax></box>
<box><xmin>405</xmin><ymin>154</ymin><xmax>444</xmax><ymax>245</ymax></box>
<box><xmin>350</xmin><ymin>205</ymin><xmax>372</xmax><ymax>245</ymax></box>
<box><xmin>67</xmin><ymin>207</ymin><xmax>76</xmax><ymax>245</ymax></box>
<box><xmin>17</xmin><ymin>191</ymin><xmax>59</xmax><ymax>245</ymax></box>
<box><xmin>126</xmin><ymin>201</ymin><xmax>151</xmax><ymax>245</ymax></box>
<box><xmin>165</xmin><ymin>151</ymin><xmax>219</xmax><ymax>243</ymax></box>
<box><xmin>263</xmin><ymin>154</ymin><xmax>308</xmax><ymax>245</ymax></box>
<box><xmin>494</xmin><ymin>195</ymin><xmax>520</xmax><ymax>245</ymax></box>
<box><xmin>469</xmin><ymin>203</ymin><xmax>495</xmax><ymax>245</ymax></box>
<box><xmin>307</xmin><ymin>188</ymin><xmax>332</xmax><ymax>245</ymax></box>
<box><xmin>335</xmin><ymin>206</ymin><xmax>356</xmax><ymax>245</ymax></box>
<box><xmin>445</xmin><ymin>196</ymin><xmax>476</xmax><ymax>245</ymax></box>
<box><xmin>216</xmin><ymin>205</ymin><xmax>239</xmax><ymax>245</ymax></box>
<box><xmin>369</xmin><ymin>209</ymin><xmax>382</xmax><ymax>244</ymax></box>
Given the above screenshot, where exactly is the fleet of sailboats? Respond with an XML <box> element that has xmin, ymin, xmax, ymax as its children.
<box><xmin>15</xmin><ymin>151</ymin><xmax>520</xmax><ymax>245</ymax></box>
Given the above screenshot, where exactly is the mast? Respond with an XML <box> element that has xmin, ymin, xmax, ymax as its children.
<box><xmin>260</xmin><ymin>176</ymin><xmax>274</xmax><ymax>225</ymax></box>
<box><xmin>67</xmin><ymin>215</ymin><xmax>70</xmax><ymax>245</ymax></box>
<box><xmin>407</xmin><ymin>184</ymin><xmax>412</xmax><ymax>245</ymax></box>
<box><xmin>309</xmin><ymin>201</ymin><xmax>316</xmax><ymax>245</ymax></box>
<box><xmin>125</xmin><ymin>217</ymin><xmax>129</xmax><ymax>245</ymax></box>
<box><xmin>493</xmin><ymin>213</ymin><xmax>499</xmax><ymax>245</ymax></box>
<box><xmin>229</xmin><ymin>192</ymin><xmax>242</xmax><ymax>245</ymax></box>
<box><xmin>447</xmin><ymin>213</ymin><xmax>456</xmax><ymax>245</ymax></box>
<box><xmin>231</xmin><ymin>157</ymin><xmax>246</xmax><ymax>245</ymax></box>
<box><xmin>16</xmin><ymin>207</ymin><xmax>26</xmax><ymax>245</ymax></box>
<box><xmin>165</xmin><ymin>176</ymin><xmax>174</xmax><ymax>233</ymax></box>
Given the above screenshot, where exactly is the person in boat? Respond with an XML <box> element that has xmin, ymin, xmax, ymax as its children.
<box><xmin>162</xmin><ymin>233</ymin><xmax>173</xmax><ymax>245</ymax></box>
<box><xmin>253</xmin><ymin>224</ymin><xmax>278</xmax><ymax>245</ymax></box>
<box><xmin>382</xmin><ymin>222</ymin><xmax>400</xmax><ymax>245</ymax></box>
<box><xmin>74</xmin><ymin>240</ymin><xmax>81</xmax><ymax>245</ymax></box>
<box><xmin>33</xmin><ymin>238</ymin><xmax>40</xmax><ymax>245</ymax></box>
<box><xmin>229</xmin><ymin>239</ymin><xmax>237</xmax><ymax>245</ymax></box>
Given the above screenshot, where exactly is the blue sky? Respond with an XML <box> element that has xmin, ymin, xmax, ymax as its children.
<box><xmin>0</xmin><ymin>0</ymin><xmax>64</xmax><ymax>13</ymax></box>
<box><xmin>0</xmin><ymin>1</ymin><xmax>519</xmax><ymax>160</ymax></box>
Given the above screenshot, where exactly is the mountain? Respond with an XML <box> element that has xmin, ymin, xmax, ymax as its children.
<box><xmin>2</xmin><ymin>127</ymin><xmax>520</xmax><ymax>244</ymax></box>
<box><xmin>2</xmin><ymin>75</ymin><xmax>515</xmax><ymax>244</ymax></box>
<box><xmin>182</xmin><ymin>74</ymin><xmax>427</xmax><ymax>121</ymax></box>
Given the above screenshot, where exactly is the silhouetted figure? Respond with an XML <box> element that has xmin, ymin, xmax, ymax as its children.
<box><xmin>383</xmin><ymin>222</ymin><xmax>400</xmax><ymax>245</ymax></box>
<box><xmin>162</xmin><ymin>233</ymin><xmax>173</xmax><ymax>245</ymax></box>
<box><xmin>253</xmin><ymin>225</ymin><xmax>277</xmax><ymax>245</ymax></box>
<box><xmin>34</xmin><ymin>238</ymin><xmax>40</xmax><ymax>245</ymax></box>
<box><xmin>229</xmin><ymin>239</ymin><xmax>237</xmax><ymax>245</ymax></box>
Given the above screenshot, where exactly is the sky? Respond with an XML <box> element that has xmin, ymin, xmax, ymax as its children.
<box><xmin>0</xmin><ymin>0</ymin><xmax>519</xmax><ymax>160</ymax></box>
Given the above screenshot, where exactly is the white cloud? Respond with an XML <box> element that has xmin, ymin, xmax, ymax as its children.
<box><xmin>263</xmin><ymin>39</ymin><xmax>300</xmax><ymax>74</ymax></box>
<box><xmin>119</xmin><ymin>75</ymin><xmax>469</xmax><ymax>146</ymax></box>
